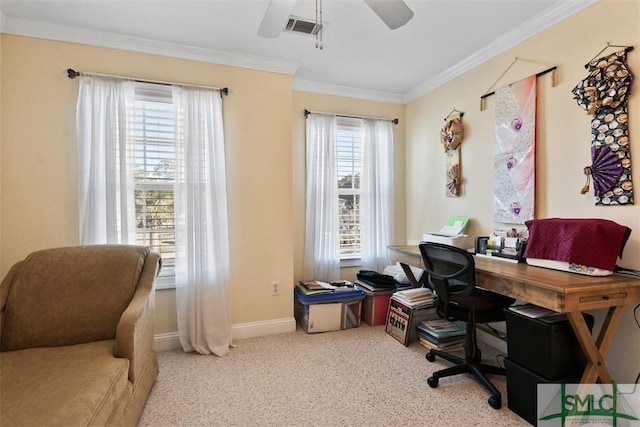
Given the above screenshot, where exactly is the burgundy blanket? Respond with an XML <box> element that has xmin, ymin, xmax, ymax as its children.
<box><xmin>523</xmin><ymin>218</ymin><xmax>631</xmax><ymax>271</ymax></box>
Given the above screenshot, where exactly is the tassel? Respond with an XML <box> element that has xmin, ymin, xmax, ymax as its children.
<box><xmin>480</xmin><ymin>97</ymin><xmax>486</xmax><ymax>112</ymax></box>
<box><xmin>580</xmin><ymin>166</ymin><xmax>592</xmax><ymax>194</ymax></box>
<box><xmin>551</xmin><ymin>68</ymin><xmax>557</xmax><ymax>87</ymax></box>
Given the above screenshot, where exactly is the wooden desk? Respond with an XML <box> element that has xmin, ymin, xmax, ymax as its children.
<box><xmin>388</xmin><ymin>245</ymin><xmax>640</xmax><ymax>384</ymax></box>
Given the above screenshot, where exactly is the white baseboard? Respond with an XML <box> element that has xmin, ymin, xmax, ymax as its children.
<box><xmin>153</xmin><ymin>317</ymin><xmax>297</xmax><ymax>352</ymax></box>
<box><xmin>231</xmin><ymin>317</ymin><xmax>297</xmax><ymax>340</ymax></box>
<box><xmin>477</xmin><ymin>328</ymin><xmax>508</xmax><ymax>355</ymax></box>
<box><xmin>154</xmin><ymin>332</ymin><xmax>182</xmax><ymax>352</ymax></box>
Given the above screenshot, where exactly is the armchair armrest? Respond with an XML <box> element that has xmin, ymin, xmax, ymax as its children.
<box><xmin>0</xmin><ymin>261</ymin><xmax>24</xmax><ymax>351</ymax></box>
<box><xmin>114</xmin><ymin>252</ymin><xmax>161</xmax><ymax>385</ymax></box>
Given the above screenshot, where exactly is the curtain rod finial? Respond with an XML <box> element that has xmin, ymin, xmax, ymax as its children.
<box><xmin>67</xmin><ymin>68</ymin><xmax>79</xmax><ymax>79</ymax></box>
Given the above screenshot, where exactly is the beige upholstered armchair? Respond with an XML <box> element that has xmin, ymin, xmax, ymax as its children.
<box><xmin>0</xmin><ymin>245</ymin><xmax>161</xmax><ymax>426</ymax></box>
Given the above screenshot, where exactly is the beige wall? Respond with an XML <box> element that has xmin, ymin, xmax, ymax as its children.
<box><xmin>1</xmin><ymin>0</ymin><xmax>638</xmax><ymax>382</ymax></box>
<box><xmin>0</xmin><ymin>34</ymin><xmax>3</xmax><ymax>268</ymax></box>
<box><xmin>0</xmin><ymin>35</ymin><xmax>294</xmax><ymax>333</ymax></box>
<box><xmin>405</xmin><ymin>0</ymin><xmax>640</xmax><ymax>382</ymax></box>
<box><xmin>291</xmin><ymin>92</ymin><xmax>406</xmax><ymax>283</ymax></box>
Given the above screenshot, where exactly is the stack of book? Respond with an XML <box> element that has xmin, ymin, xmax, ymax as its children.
<box><xmin>355</xmin><ymin>278</ymin><xmax>412</xmax><ymax>292</ymax></box>
<box><xmin>355</xmin><ymin>270</ymin><xmax>411</xmax><ymax>293</ymax></box>
<box><xmin>392</xmin><ymin>287</ymin><xmax>434</xmax><ymax>308</ymax></box>
<box><xmin>416</xmin><ymin>318</ymin><xmax>466</xmax><ymax>352</ymax></box>
<box><xmin>296</xmin><ymin>280</ymin><xmax>356</xmax><ymax>296</ymax></box>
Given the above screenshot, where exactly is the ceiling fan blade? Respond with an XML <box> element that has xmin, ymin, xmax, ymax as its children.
<box><xmin>258</xmin><ymin>0</ymin><xmax>298</xmax><ymax>38</ymax></box>
<box><xmin>364</xmin><ymin>0</ymin><xmax>414</xmax><ymax>30</ymax></box>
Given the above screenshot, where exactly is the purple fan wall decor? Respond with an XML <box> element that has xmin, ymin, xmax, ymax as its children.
<box><xmin>589</xmin><ymin>145</ymin><xmax>623</xmax><ymax>196</ymax></box>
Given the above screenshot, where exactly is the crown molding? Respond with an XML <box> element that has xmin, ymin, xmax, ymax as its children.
<box><xmin>1</xmin><ymin>0</ymin><xmax>597</xmax><ymax>104</ymax></box>
<box><xmin>0</xmin><ymin>14</ymin><xmax>300</xmax><ymax>76</ymax></box>
<box><xmin>402</xmin><ymin>0</ymin><xmax>598</xmax><ymax>103</ymax></box>
<box><xmin>292</xmin><ymin>79</ymin><xmax>405</xmax><ymax>104</ymax></box>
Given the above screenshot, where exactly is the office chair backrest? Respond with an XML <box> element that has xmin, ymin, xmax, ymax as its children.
<box><xmin>419</xmin><ymin>242</ymin><xmax>476</xmax><ymax>316</ymax></box>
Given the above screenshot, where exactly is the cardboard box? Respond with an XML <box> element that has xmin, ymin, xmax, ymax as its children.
<box><xmin>294</xmin><ymin>288</ymin><xmax>363</xmax><ymax>333</ymax></box>
<box><xmin>385</xmin><ymin>296</ymin><xmax>439</xmax><ymax>346</ymax></box>
<box><xmin>359</xmin><ymin>287</ymin><xmax>394</xmax><ymax>326</ymax></box>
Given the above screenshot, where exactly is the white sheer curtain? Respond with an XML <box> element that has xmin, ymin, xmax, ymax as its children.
<box><xmin>173</xmin><ymin>86</ymin><xmax>231</xmax><ymax>356</ymax></box>
<box><xmin>76</xmin><ymin>76</ymin><xmax>136</xmax><ymax>244</ymax></box>
<box><xmin>360</xmin><ymin>118</ymin><xmax>395</xmax><ymax>272</ymax></box>
<box><xmin>304</xmin><ymin>113</ymin><xmax>341</xmax><ymax>281</ymax></box>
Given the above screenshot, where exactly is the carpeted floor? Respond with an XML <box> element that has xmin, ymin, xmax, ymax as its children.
<box><xmin>139</xmin><ymin>324</ymin><xmax>530</xmax><ymax>426</ymax></box>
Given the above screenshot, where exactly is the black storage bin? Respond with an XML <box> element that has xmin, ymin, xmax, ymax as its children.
<box><xmin>504</xmin><ymin>305</ymin><xmax>594</xmax><ymax>380</ymax></box>
<box><xmin>505</xmin><ymin>357</ymin><xmax>580</xmax><ymax>425</ymax></box>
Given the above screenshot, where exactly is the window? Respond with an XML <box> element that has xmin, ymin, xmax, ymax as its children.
<box><xmin>336</xmin><ymin>117</ymin><xmax>362</xmax><ymax>258</ymax></box>
<box><xmin>133</xmin><ymin>83</ymin><xmax>176</xmax><ymax>286</ymax></box>
<box><xmin>304</xmin><ymin>112</ymin><xmax>394</xmax><ymax>278</ymax></box>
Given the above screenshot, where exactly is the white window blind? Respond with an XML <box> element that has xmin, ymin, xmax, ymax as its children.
<box><xmin>336</xmin><ymin>117</ymin><xmax>362</xmax><ymax>258</ymax></box>
<box><xmin>132</xmin><ymin>83</ymin><xmax>176</xmax><ymax>285</ymax></box>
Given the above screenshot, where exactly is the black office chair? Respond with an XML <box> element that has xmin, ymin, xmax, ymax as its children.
<box><xmin>419</xmin><ymin>242</ymin><xmax>515</xmax><ymax>409</ymax></box>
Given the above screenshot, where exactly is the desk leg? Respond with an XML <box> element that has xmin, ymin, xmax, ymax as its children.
<box><xmin>567</xmin><ymin>306</ymin><xmax>624</xmax><ymax>384</ymax></box>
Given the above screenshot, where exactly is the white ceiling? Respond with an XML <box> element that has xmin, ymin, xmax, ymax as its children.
<box><xmin>0</xmin><ymin>0</ymin><xmax>595</xmax><ymax>103</ymax></box>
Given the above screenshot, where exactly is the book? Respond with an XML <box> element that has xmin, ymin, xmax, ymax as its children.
<box><xmin>417</xmin><ymin>328</ymin><xmax>466</xmax><ymax>344</ymax></box>
<box><xmin>418</xmin><ymin>319</ymin><xmax>466</xmax><ymax>338</ymax></box>
<box><xmin>394</xmin><ymin>287</ymin><xmax>433</xmax><ymax>301</ymax></box>
<box><xmin>296</xmin><ymin>280</ymin><xmax>358</xmax><ymax>296</ymax></box>
<box><xmin>355</xmin><ymin>279</ymin><xmax>401</xmax><ymax>292</ymax></box>
<box><xmin>418</xmin><ymin>336</ymin><xmax>464</xmax><ymax>352</ymax></box>
<box><xmin>391</xmin><ymin>287</ymin><xmax>435</xmax><ymax>309</ymax></box>
<box><xmin>296</xmin><ymin>281</ymin><xmax>334</xmax><ymax>295</ymax></box>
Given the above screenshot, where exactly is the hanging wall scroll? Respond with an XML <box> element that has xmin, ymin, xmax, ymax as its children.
<box><xmin>440</xmin><ymin>110</ymin><xmax>464</xmax><ymax>197</ymax></box>
<box><xmin>572</xmin><ymin>47</ymin><xmax>634</xmax><ymax>205</ymax></box>
<box><xmin>493</xmin><ymin>75</ymin><xmax>537</xmax><ymax>224</ymax></box>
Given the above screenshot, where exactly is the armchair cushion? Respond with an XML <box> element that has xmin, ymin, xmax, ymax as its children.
<box><xmin>1</xmin><ymin>340</ymin><xmax>130</xmax><ymax>426</ymax></box>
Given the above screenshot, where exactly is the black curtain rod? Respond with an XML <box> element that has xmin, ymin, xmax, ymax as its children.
<box><xmin>585</xmin><ymin>45</ymin><xmax>634</xmax><ymax>67</ymax></box>
<box><xmin>304</xmin><ymin>109</ymin><xmax>399</xmax><ymax>125</ymax></box>
<box><xmin>67</xmin><ymin>69</ymin><xmax>229</xmax><ymax>96</ymax></box>
<box><xmin>480</xmin><ymin>65</ymin><xmax>557</xmax><ymax>100</ymax></box>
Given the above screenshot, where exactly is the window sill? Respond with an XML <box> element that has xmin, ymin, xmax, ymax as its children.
<box><xmin>155</xmin><ymin>275</ymin><xmax>176</xmax><ymax>290</ymax></box>
<box><xmin>340</xmin><ymin>258</ymin><xmax>362</xmax><ymax>268</ymax></box>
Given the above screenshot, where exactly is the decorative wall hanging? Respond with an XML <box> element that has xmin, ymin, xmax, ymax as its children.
<box><xmin>480</xmin><ymin>57</ymin><xmax>557</xmax><ymax>223</ymax></box>
<box><xmin>493</xmin><ymin>75</ymin><xmax>537</xmax><ymax>224</ymax></box>
<box><xmin>572</xmin><ymin>44</ymin><xmax>634</xmax><ymax>206</ymax></box>
<box><xmin>440</xmin><ymin>109</ymin><xmax>464</xmax><ymax>197</ymax></box>
<box><xmin>480</xmin><ymin>57</ymin><xmax>556</xmax><ymax>111</ymax></box>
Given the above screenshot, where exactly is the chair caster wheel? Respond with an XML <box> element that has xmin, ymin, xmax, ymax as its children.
<box><xmin>427</xmin><ymin>376</ymin><xmax>439</xmax><ymax>388</ymax></box>
<box><xmin>426</xmin><ymin>352</ymin><xmax>436</xmax><ymax>362</ymax></box>
<box><xmin>488</xmin><ymin>395</ymin><xmax>501</xmax><ymax>409</ymax></box>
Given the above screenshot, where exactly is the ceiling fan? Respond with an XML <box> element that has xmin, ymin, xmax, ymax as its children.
<box><xmin>258</xmin><ymin>0</ymin><xmax>414</xmax><ymax>39</ymax></box>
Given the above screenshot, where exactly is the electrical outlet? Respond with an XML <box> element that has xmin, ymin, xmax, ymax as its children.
<box><xmin>271</xmin><ymin>281</ymin><xmax>280</xmax><ymax>296</ymax></box>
